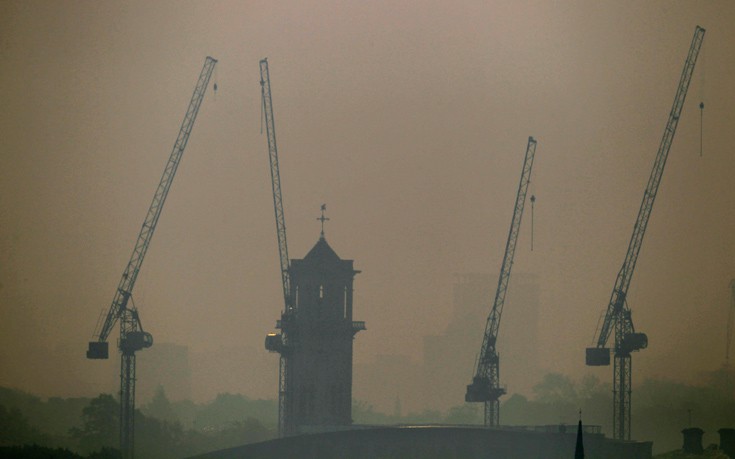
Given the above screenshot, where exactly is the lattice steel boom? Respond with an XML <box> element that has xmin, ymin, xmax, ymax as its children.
<box><xmin>586</xmin><ymin>26</ymin><xmax>704</xmax><ymax>441</ymax></box>
<box><xmin>86</xmin><ymin>56</ymin><xmax>217</xmax><ymax>459</ymax></box>
<box><xmin>260</xmin><ymin>59</ymin><xmax>291</xmax><ymax>313</ymax></box>
<box><xmin>260</xmin><ymin>58</ymin><xmax>293</xmax><ymax>437</ymax></box>
<box><xmin>466</xmin><ymin>136</ymin><xmax>537</xmax><ymax>427</ymax></box>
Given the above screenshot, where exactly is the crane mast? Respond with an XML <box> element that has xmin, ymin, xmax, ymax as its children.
<box><xmin>724</xmin><ymin>280</ymin><xmax>735</xmax><ymax>396</ymax></box>
<box><xmin>466</xmin><ymin>136</ymin><xmax>537</xmax><ymax>427</ymax></box>
<box><xmin>259</xmin><ymin>58</ymin><xmax>293</xmax><ymax>437</ymax></box>
<box><xmin>86</xmin><ymin>56</ymin><xmax>217</xmax><ymax>459</ymax></box>
<box><xmin>586</xmin><ymin>26</ymin><xmax>704</xmax><ymax>441</ymax></box>
<box><xmin>726</xmin><ymin>280</ymin><xmax>735</xmax><ymax>368</ymax></box>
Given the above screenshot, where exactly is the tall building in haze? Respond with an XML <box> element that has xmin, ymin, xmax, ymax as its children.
<box><xmin>136</xmin><ymin>342</ymin><xmax>192</xmax><ymax>402</ymax></box>
<box><xmin>422</xmin><ymin>273</ymin><xmax>540</xmax><ymax>412</ymax></box>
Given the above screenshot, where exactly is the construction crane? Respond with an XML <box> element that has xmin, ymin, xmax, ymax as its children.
<box><xmin>86</xmin><ymin>56</ymin><xmax>217</xmax><ymax>459</ymax></box>
<box><xmin>466</xmin><ymin>136</ymin><xmax>537</xmax><ymax>427</ymax></box>
<box><xmin>586</xmin><ymin>26</ymin><xmax>704</xmax><ymax>441</ymax></box>
<box><xmin>259</xmin><ymin>58</ymin><xmax>293</xmax><ymax>437</ymax></box>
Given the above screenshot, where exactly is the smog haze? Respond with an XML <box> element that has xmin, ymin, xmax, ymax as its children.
<box><xmin>1</xmin><ymin>0</ymin><xmax>734</xmax><ymax>417</ymax></box>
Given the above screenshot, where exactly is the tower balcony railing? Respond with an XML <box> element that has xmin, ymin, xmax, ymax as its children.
<box><xmin>277</xmin><ymin>319</ymin><xmax>365</xmax><ymax>330</ymax></box>
<box><xmin>502</xmin><ymin>424</ymin><xmax>602</xmax><ymax>434</ymax></box>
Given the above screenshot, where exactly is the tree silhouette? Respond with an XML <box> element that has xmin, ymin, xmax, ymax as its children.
<box><xmin>143</xmin><ymin>386</ymin><xmax>177</xmax><ymax>423</ymax></box>
<box><xmin>70</xmin><ymin>394</ymin><xmax>118</xmax><ymax>454</ymax></box>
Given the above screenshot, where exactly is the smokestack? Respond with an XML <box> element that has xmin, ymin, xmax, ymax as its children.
<box><xmin>681</xmin><ymin>427</ymin><xmax>704</xmax><ymax>454</ymax></box>
<box><xmin>719</xmin><ymin>428</ymin><xmax>735</xmax><ymax>458</ymax></box>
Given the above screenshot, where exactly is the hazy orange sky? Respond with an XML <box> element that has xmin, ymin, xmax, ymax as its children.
<box><xmin>1</xmin><ymin>1</ymin><xmax>734</xmax><ymax>409</ymax></box>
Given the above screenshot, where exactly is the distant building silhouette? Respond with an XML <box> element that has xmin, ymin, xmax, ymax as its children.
<box><xmin>190</xmin><ymin>344</ymin><xmax>276</xmax><ymax>402</ymax></box>
<box><xmin>422</xmin><ymin>273</ymin><xmax>541</xmax><ymax>411</ymax></box>
<box><xmin>353</xmin><ymin>273</ymin><xmax>541</xmax><ymax>415</ymax></box>
<box><xmin>136</xmin><ymin>342</ymin><xmax>191</xmax><ymax>402</ymax></box>
<box><xmin>191</xmin><ymin>425</ymin><xmax>652</xmax><ymax>459</ymax></box>
<box><xmin>354</xmin><ymin>354</ymin><xmax>421</xmax><ymax>414</ymax></box>
<box><xmin>681</xmin><ymin>427</ymin><xmax>704</xmax><ymax>454</ymax></box>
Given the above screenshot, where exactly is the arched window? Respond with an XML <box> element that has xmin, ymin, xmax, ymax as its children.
<box><xmin>343</xmin><ymin>286</ymin><xmax>348</xmax><ymax>318</ymax></box>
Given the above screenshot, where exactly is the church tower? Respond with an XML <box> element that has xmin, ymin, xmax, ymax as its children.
<box><xmin>266</xmin><ymin>212</ymin><xmax>365</xmax><ymax>434</ymax></box>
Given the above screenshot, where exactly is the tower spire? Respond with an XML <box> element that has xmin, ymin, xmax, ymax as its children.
<box><xmin>575</xmin><ymin>411</ymin><xmax>585</xmax><ymax>459</ymax></box>
<box><xmin>317</xmin><ymin>204</ymin><xmax>330</xmax><ymax>238</ymax></box>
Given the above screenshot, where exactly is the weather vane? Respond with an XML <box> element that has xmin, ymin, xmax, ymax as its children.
<box><xmin>317</xmin><ymin>204</ymin><xmax>329</xmax><ymax>238</ymax></box>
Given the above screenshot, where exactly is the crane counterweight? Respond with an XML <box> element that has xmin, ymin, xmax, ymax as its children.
<box><xmin>86</xmin><ymin>341</ymin><xmax>109</xmax><ymax>359</ymax></box>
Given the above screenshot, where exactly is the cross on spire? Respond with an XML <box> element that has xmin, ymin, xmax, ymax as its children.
<box><xmin>317</xmin><ymin>204</ymin><xmax>329</xmax><ymax>238</ymax></box>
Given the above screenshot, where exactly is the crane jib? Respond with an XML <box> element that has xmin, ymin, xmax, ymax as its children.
<box><xmin>475</xmin><ymin>137</ymin><xmax>537</xmax><ymax>375</ymax></box>
<box><xmin>260</xmin><ymin>58</ymin><xmax>292</xmax><ymax>312</ymax></box>
<box><xmin>88</xmin><ymin>56</ymin><xmax>217</xmax><ymax>353</ymax></box>
<box><xmin>590</xmin><ymin>26</ymin><xmax>704</xmax><ymax>351</ymax></box>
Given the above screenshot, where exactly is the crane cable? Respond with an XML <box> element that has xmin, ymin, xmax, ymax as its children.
<box><xmin>699</xmin><ymin>41</ymin><xmax>705</xmax><ymax>157</ymax></box>
<box><xmin>213</xmin><ymin>64</ymin><xmax>219</xmax><ymax>97</ymax></box>
<box><xmin>530</xmin><ymin>195</ymin><xmax>536</xmax><ymax>251</ymax></box>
